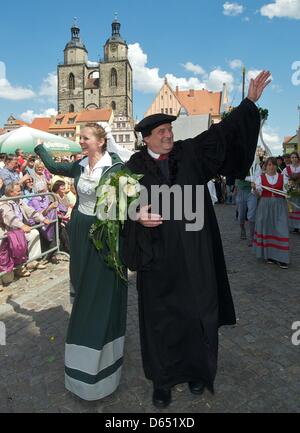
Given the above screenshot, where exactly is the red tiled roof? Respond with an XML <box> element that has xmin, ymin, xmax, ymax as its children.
<box><xmin>30</xmin><ymin>117</ymin><xmax>52</xmax><ymax>132</ymax></box>
<box><xmin>15</xmin><ymin>119</ymin><xmax>30</xmax><ymax>127</ymax></box>
<box><xmin>77</xmin><ymin>108</ymin><xmax>112</xmax><ymax>122</ymax></box>
<box><xmin>175</xmin><ymin>89</ymin><xmax>221</xmax><ymax>116</ymax></box>
<box><xmin>48</xmin><ymin>109</ymin><xmax>113</xmax><ymax>132</ymax></box>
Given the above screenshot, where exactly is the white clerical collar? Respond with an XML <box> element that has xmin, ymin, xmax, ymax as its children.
<box><xmin>79</xmin><ymin>152</ymin><xmax>112</xmax><ymax>169</ymax></box>
<box><xmin>147</xmin><ymin>148</ymin><xmax>161</xmax><ymax>160</ymax></box>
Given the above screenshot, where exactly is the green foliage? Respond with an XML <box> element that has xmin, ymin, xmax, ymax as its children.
<box><xmin>89</xmin><ymin>169</ymin><xmax>143</xmax><ymax>281</ymax></box>
<box><xmin>258</xmin><ymin>107</ymin><xmax>269</xmax><ymax>120</ymax></box>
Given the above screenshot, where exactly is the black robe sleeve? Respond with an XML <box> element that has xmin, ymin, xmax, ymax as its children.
<box><xmin>189</xmin><ymin>97</ymin><xmax>260</xmax><ymax>182</ymax></box>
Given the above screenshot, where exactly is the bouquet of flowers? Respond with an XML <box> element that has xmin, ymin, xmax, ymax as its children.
<box><xmin>89</xmin><ymin>169</ymin><xmax>143</xmax><ymax>280</ymax></box>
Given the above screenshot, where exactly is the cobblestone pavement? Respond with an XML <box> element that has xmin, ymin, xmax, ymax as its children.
<box><xmin>0</xmin><ymin>204</ymin><xmax>300</xmax><ymax>413</ymax></box>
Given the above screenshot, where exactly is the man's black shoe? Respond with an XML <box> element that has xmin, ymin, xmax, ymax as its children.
<box><xmin>152</xmin><ymin>387</ymin><xmax>171</xmax><ymax>408</ymax></box>
<box><xmin>188</xmin><ymin>381</ymin><xmax>205</xmax><ymax>395</ymax></box>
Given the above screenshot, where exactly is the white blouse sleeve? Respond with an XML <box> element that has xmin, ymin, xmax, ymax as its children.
<box><xmin>282</xmin><ymin>167</ymin><xmax>289</xmax><ymax>186</ymax></box>
<box><xmin>254</xmin><ymin>174</ymin><xmax>262</xmax><ymax>195</ymax></box>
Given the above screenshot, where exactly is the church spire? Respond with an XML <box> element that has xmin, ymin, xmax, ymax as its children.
<box><xmin>71</xmin><ymin>17</ymin><xmax>80</xmax><ymax>41</ymax></box>
<box><xmin>112</xmin><ymin>13</ymin><xmax>121</xmax><ymax>38</ymax></box>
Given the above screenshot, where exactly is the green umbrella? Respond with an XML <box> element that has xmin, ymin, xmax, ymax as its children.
<box><xmin>0</xmin><ymin>126</ymin><xmax>82</xmax><ymax>154</ymax></box>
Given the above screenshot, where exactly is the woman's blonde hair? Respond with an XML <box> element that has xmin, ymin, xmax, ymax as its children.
<box><xmin>83</xmin><ymin>123</ymin><xmax>107</xmax><ymax>153</ymax></box>
<box><xmin>34</xmin><ymin>159</ymin><xmax>45</xmax><ymax>170</ymax></box>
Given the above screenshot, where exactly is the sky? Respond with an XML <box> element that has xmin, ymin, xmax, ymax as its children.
<box><xmin>1</xmin><ymin>0</ymin><xmax>300</xmax><ymax>154</ymax></box>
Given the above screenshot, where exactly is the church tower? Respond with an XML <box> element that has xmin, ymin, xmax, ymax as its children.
<box><xmin>57</xmin><ymin>17</ymin><xmax>133</xmax><ymax>119</ymax></box>
<box><xmin>58</xmin><ymin>19</ymin><xmax>88</xmax><ymax>113</ymax></box>
<box><xmin>100</xmin><ymin>16</ymin><xmax>133</xmax><ymax>117</ymax></box>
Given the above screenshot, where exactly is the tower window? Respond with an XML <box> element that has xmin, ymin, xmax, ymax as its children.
<box><xmin>111</xmin><ymin>101</ymin><xmax>116</xmax><ymax>110</ymax></box>
<box><xmin>110</xmin><ymin>68</ymin><xmax>118</xmax><ymax>87</ymax></box>
<box><xmin>69</xmin><ymin>104</ymin><xmax>75</xmax><ymax>113</ymax></box>
<box><xmin>69</xmin><ymin>73</ymin><xmax>75</xmax><ymax>90</ymax></box>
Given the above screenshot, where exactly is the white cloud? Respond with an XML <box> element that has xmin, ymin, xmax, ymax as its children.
<box><xmin>20</xmin><ymin>108</ymin><xmax>58</xmax><ymax>123</ymax></box>
<box><xmin>261</xmin><ymin>0</ymin><xmax>300</xmax><ymax>19</ymax></box>
<box><xmin>247</xmin><ymin>69</ymin><xmax>263</xmax><ymax>81</ymax></box>
<box><xmin>223</xmin><ymin>2</ymin><xmax>244</xmax><ymax>16</ymax></box>
<box><xmin>182</xmin><ymin>62</ymin><xmax>206</xmax><ymax>76</ymax></box>
<box><xmin>207</xmin><ymin>69</ymin><xmax>235</xmax><ymax>92</ymax></box>
<box><xmin>0</xmin><ymin>61</ymin><xmax>35</xmax><ymax>100</ymax></box>
<box><xmin>128</xmin><ymin>43</ymin><xmax>234</xmax><ymax>94</ymax></box>
<box><xmin>128</xmin><ymin>43</ymin><xmax>163</xmax><ymax>93</ymax></box>
<box><xmin>39</xmin><ymin>72</ymin><xmax>57</xmax><ymax>99</ymax></box>
<box><xmin>165</xmin><ymin>74</ymin><xmax>207</xmax><ymax>90</ymax></box>
<box><xmin>229</xmin><ymin>59</ymin><xmax>243</xmax><ymax>69</ymax></box>
<box><xmin>259</xmin><ymin>125</ymin><xmax>283</xmax><ymax>155</ymax></box>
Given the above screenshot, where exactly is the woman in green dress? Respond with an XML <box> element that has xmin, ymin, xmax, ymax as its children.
<box><xmin>35</xmin><ymin>123</ymin><xmax>128</xmax><ymax>401</ymax></box>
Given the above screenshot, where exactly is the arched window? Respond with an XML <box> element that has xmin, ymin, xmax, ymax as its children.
<box><xmin>110</xmin><ymin>68</ymin><xmax>117</xmax><ymax>87</ymax></box>
<box><xmin>111</xmin><ymin>101</ymin><xmax>116</xmax><ymax>111</ymax></box>
<box><xmin>69</xmin><ymin>73</ymin><xmax>75</xmax><ymax>90</ymax></box>
<box><xmin>86</xmin><ymin>103</ymin><xmax>98</xmax><ymax>110</ymax></box>
<box><xmin>69</xmin><ymin>104</ymin><xmax>74</xmax><ymax>112</ymax></box>
<box><xmin>88</xmin><ymin>71</ymin><xmax>99</xmax><ymax>79</ymax></box>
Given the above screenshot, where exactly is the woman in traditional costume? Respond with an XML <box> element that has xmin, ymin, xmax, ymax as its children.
<box><xmin>253</xmin><ymin>157</ymin><xmax>289</xmax><ymax>269</ymax></box>
<box><xmin>282</xmin><ymin>152</ymin><xmax>300</xmax><ymax>232</ymax></box>
<box><xmin>35</xmin><ymin>123</ymin><xmax>127</xmax><ymax>401</ymax></box>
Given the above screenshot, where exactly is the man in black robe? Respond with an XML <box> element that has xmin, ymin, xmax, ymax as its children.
<box><xmin>123</xmin><ymin>71</ymin><xmax>271</xmax><ymax>408</ymax></box>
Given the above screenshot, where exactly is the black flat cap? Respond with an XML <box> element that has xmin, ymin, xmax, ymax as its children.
<box><xmin>135</xmin><ymin>113</ymin><xmax>177</xmax><ymax>138</ymax></box>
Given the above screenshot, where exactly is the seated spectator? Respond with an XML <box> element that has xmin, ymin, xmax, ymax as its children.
<box><xmin>0</xmin><ymin>183</ymin><xmax>51</xmax><ymax>276</ymax></box>
<box><xmin>22</xmin><ymin>177</ymin><xmax>35</xmax><ymax>203</ymax></box>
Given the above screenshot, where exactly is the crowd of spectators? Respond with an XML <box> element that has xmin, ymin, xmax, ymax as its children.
<box><xmin>0</xmin><ymin>148</ymin><xmax>80</xmax><ymax>287</ymax></box>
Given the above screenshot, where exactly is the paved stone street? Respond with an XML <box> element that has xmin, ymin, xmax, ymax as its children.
<box><xmin>0</xmin><ymin>204</ymin><xmax>300</xmax><ymax>413</ymax></box>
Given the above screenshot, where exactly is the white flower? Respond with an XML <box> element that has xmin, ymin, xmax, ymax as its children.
<box><xmin>119</xmin><ymin>176</ymin><xmax>128</xmax><ymax>187</ymax></box>
<box><xmin>123</xmin><ymin>183</ymin><xmax>140</xmax><ymax>197</ymax></box>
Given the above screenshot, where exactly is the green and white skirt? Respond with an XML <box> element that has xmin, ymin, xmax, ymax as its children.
<box><xmin>65</xmin><ymin>209</ymin><xmax>128</xmax><ymax>400</ymax></box>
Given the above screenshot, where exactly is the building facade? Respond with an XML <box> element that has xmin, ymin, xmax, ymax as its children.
<box><xmin>58</xmin><ymin>18</ymin><xmax>133</xmax><ymax>119</ymax></box>
<box><xmin>283</xmin><ymin>134</ymin><xmax>299</xmax><ymax>154</ymax></box>
<box><xmin>144</xmin><ymin>78</ymin><xmax>229</xmax><ymax>124</ymax></box>
<box><xmin>111</xmin><ymin>115</ymin><xmax>136</xmax><ymax>151</ymax></box>
<box><xmin>3</xmin><ymin>115</ymin><xmax>30</xmax><ymax>133</ymax></box>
